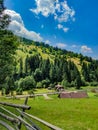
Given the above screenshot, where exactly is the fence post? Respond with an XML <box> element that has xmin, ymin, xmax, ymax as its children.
<box><xmin>18</xmin><ymin>97</ymin><xmax>28</xmax><ymax>129</ymax></box>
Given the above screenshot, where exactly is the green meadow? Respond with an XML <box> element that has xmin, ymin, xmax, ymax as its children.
<box><xmin>0</xmin><ymin>92</ymin><xmax>98</xmax><ymax>130</ymax></box>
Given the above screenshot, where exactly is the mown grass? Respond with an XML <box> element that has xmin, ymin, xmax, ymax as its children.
<box><xmin>0</xmin><ymin>94</ymin><xmax>98</xmax><ymax>130</ymax></box>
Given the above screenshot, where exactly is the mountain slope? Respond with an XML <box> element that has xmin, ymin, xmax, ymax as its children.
<box><xmin>13</xmin><ymin>38</ymin><xmax>98</xmax><ymax>91</ymax></box>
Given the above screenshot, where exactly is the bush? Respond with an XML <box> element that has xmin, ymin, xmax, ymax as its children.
<box><xmin>36</xmin><ymin>82</ymin><xmax>42</xmax><ymax>88</ymax></box>
<box><xmin>28</xmin><ymin>90</ymin><xmax>34</xmax><ymax>95</ymax></box>
<box><xmin>16</xmin><ymin>87</ymin><xmax>23</xmax><ymax>95</ymax></box>
<box><xmin>34</xmin><ymin>69</ymin><xmax>43</xmax><ymax>82</ymax></box>
<box><xmin>49</xmin><ymin>83</ymin><xmax>55</xmax><ymax>88</ymax></box>
<box><xmin>23</xmin><ymin>76</ymin><xmax>36</xmax><ymax>90</ymax></box>
<box><xmin>61</xmin><ymin>80</ymin><xmax>70</xmax><ymax>88</ymax></box>
<box><xmin>15</xmin><ymin>76</ymin><xmax>36</xmax><ymax>91</ymax></box>
<box><xmin>71</xmin><ymin>81</ymin><xmax>76</xmax><ymax>87</ymax></box>
<box><xmin>1</xmin><ymin>88</ymin><xmax>5</xmax><ymax>96</ymax></box>
<box><xmin>90</xmin><ymin>82</ymin><xmax>98</xmax><ymax>86</ymax></box>
<box><xmin>42</xmin><ymin>79</ymin><xmax>50</xmax><ymax>88</ymax></box>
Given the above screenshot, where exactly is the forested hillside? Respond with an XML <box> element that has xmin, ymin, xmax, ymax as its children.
<box><xmin>5</xmin><ymin>37</ymin><xmax>97</xmax><ymax>95</ymax></box>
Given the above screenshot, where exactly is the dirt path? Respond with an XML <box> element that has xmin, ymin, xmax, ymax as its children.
<box><xmin>43</xmin><ymin>94</ymin><xmax>52</xmax><ymax>99</ymax></box>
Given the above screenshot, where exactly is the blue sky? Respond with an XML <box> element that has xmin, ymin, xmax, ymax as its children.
<box><xmin>4</xmin><ymin>0</ymin><xmax>98</xmax><ymax>59</ymax></box>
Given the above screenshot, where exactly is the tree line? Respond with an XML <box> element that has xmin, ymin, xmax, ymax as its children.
<box><xmin>11</xmin><ymin>52</ymin><xmax>98</xmax><ymax>95</ymax></box>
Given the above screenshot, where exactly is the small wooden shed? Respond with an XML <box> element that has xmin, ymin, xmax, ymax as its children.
<box><xmin>55</xmin><ymin>85</ymin><xmax>64</xmax><ymax>91</ymax></box>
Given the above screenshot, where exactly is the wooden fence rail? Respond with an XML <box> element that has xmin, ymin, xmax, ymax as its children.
<box><xmin>0</xmin><ymin>120</ymin><xmax>15</xmax><ymax>130</ymax></box>
<box><xmin>14</xmin><ymin>92</ymin><xmax>61</xmax><ymax>99</ymax></box>
<box><xmin>0</xmin><ymin>112</ymin><xmax>19</xmax><ymax>123</ymax></box>
<box><xmin>0</xmin><ymin>96</ymin><xmax>63</xmax><ymax>130</ymax></box>
<box><xmin>24</xmin><ymin>112</ymin><xmax>62</xmax><ymax>130</ymax></box>
<box><xmin>0</xmin><ymin>101</ymin><xmax>31</xmax><ymax>110</ymax></box>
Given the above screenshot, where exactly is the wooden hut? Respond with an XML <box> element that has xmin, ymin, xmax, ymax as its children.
<box><xmin>55</xmin><ymin>85</ymin><xmax>64</xmax><ymax>91</ymax></box>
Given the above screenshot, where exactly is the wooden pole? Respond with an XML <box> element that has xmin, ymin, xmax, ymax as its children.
<box><xmin>17</xmin><ymin>108</ymin><xmax>41</xmax><ymax>130</ymax></box>
<box><xmin>0</xmin><ymin>112</ymin><xmax>19</xmax><ymax>123</ymax></box>
<box><xmin>1</xmin><ymin>107</ymin><xmax>36</xmax><ymax>130</ymax></box>
<box><xmin>0</xmin><ymin>101</ymin><xmax>31</xmax><ymax>110</ymax></box>
<box><xmin>0</xmin><ymin>120</ymin><xmax>15</xmax><ymax>130</ymax></box>
<box><xmin>18</xmin><ymin>97</ymin><xmax>28</xmax><ymax>129</ymax></box>
<box><xmin>24</xmin><ymin>112</ymin><xmax>62</xmax><ymax>130</ymax></box>
<box><xmin>15</xmin><ymin>92</ymin><xmax>61</xmax><ymax>99</ymax></box>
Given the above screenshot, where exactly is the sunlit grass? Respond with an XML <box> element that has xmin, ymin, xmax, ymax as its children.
<box><xmin>0</xmin><ymin>93</ymin><xmax>98</xmax><ymax>130</ymax></box>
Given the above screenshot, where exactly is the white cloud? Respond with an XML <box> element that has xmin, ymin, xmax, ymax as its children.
<box><xmin>30</xmin><ymin>0</ymin><xmax>55</xmax><ymax>17</ymax></box>
<box><xmin>57</xmin><ymin>24</ymin><xmax>69</xmax><ymax>32</ymax></box>
<box><xmin>54</xmin><ymin>1</ymin><xmax>75</xmax><ymax>23</ymax></box>
<box><xmin>57</xmin><ymin>24</ymin><xmax>63</xmax><ymax>29</ymax></box>
<box><xmin>30</xmin><ymin>0</ymin><xmax>75</xmax><ymax>23</ymax></box>
<box><xmin>63</xmin><ymin>27</ymin><xmax>69</xmax><ymax>32</ymax></box>
<box><xmin>4</xmin><ymin>9</ymin><xmax>43</xmax><ymax>42</ymax></box>
<box><xmin>81</xmin><ymin>45</ymin><xmax>93</xmax><ymax>53</ymax></box>
<box><xmin>57</xmin><ymin>43</ymin><xmax>67</xmax><ymax>49</ymax></box>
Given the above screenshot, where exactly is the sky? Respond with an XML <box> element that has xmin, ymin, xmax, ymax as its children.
<box><xmin>4</xmin><ymin>0</ymin><xmax>98</xmax><ymax>59</ymax></box>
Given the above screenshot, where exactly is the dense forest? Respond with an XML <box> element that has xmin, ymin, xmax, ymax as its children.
<box><xmin>0</xmin><ymin>0</ymin><xmax>98</xmax><ymax>95</ymax></box>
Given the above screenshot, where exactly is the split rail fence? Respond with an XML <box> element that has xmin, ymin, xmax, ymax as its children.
<box><xmin>0</xmin><ymin>97</ymin><xmax>62</xmax><ymax>130</ymax></box>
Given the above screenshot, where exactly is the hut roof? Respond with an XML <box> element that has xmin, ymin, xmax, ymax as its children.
<box><xmin>55</xmin><ymin>85</ymin><xmax>64</xmax><ymax>88</ymax></box>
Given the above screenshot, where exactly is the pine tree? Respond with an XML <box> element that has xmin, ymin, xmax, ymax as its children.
<box><xmin>82</xmin><ymin>62</ymin><xmax>90</xmax><ymax>82</ymax></box>
<box><xmin>19</xmin><ymin>58</ymin><xmax>23</xmax><ymax>77</ymax></box>
<box><xmin>24</xmin><ymin>55</ymin><xmax>29</xmax><ymax>75</ymax></box>
<box><xmin>40</xmin><ymin>58</ymin><xmax>50</xmax><ymax>79</ymax></box>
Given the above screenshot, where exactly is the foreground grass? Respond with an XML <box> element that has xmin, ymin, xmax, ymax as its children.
<box><xmin>0</xmin><ymin>95</ymin><xmax>98</xmax><ymax>130</ymax></box>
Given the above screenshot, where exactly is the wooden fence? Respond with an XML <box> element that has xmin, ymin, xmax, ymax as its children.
<box><xmin>0</xmin><ymin>97</ymin><xmax>62</xmax><ymax>130</ymax></box>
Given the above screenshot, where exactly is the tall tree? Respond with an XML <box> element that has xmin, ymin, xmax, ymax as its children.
<box><xmin>24</xmin><ymin>55</ymin><xmax>29</xmax><ymax>75</ymax></box>
<box><xmin>0</xmin><ymin>0</ymin><xmax>18</xmax><ymax>88</ymax></box>
<box><xmin>82</xmin><ymin>62</ymin><xmax>90</xmax><ymax>82</ymax></box>
<box><xmin>19</xmin><ymin>58</ymin><xmax>23</xmax><ymax>77</ymax></box>
<box><xmin>0</xmin><ymin>0</ymin><xmax>10</xmax><ymax>29</ymax></box>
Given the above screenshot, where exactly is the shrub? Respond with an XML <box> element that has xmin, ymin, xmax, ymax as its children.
<box><xmin>16</xmin><ymin>87</ymin><xmax>23</xmax><ymax>95</ymax></box>
<box><xmin>42</xmin><ymin>79</ymin><xmax>50</xmax><ymax>88</ymax></box>
<box><xmin>23</xmin><ymin>76</ymin><xmax>36</xmax><ymax>90</ymax></box>
<box><xmin>36</xmin><ymin>82</ymin><xmax>42</xmax><ymax>88</ymax></box>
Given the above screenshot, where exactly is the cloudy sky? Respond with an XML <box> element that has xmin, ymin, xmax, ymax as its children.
<box><xmin>4</xmin><ymin>0</ymin><xmax>98</xmax><ymax>59</ymax></box>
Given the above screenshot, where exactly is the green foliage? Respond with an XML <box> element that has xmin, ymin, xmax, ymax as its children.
<box><xmin>19</xmin><ymin>58</ymin><xmax>23</xmax><ymax>77</ymax></box>
<box><xmin>34</xmin><ymin>68</ymin><xmax>43</xmax><ymax>82</ymax></box>
<box><xmin>15</xmin><ymin>75</ymin><xmax>36</xmax><ymax>94</ymax></box>
<box><xmin>23</xmin><ymin>76</ymin><xmax>36</xmax><ymax>90</ymax></box>
<box><xmin>24</xmin><ymin>55</ymin><xmax>29</xmax><ymax>74</ymax></box>
<box><xmin>0</xmin><ymin>0</ymin><xmax>10</xmax><ymax>29</ymax></box>
<box><xmin>0</xmin><ymin>30</ymin><xmax>18</xmax><ymax>87</ymax></box>
<box><xmin>28</xmin><ymin>54</ymin><xmax>41</xmax><ymax>73</ymax></box>
<box><xmin>16</xmin><ymin>87</ymin><xmax>23</xmax><ymax>95</ymax></box>
<box><xmin>5</xmin><ymin>76</ymin><xmax>15</xmax><ymax>95</ymax></box>
<box><xmin>61</xmin><ymin>79</ymin><xmax>70</xmax><ymax>88</ymax></box>
<box><xmin>0</xmin><ymin>1</ymin><xmax>19</xmax><ymax>89</ymax></box>
<box><xmin>41</xmin><ymin>78</ymin><xmax>50</xmax><ymax>88</ymax></box>
<box><xmin>12</xmin><ymin>42</ymin><xmax>98</xmax><ymax>91</ymax></box>
<box><xmin>36</xmin><ymin>82</ymin><xmax>43</xmax><ymax>88</ymax></box>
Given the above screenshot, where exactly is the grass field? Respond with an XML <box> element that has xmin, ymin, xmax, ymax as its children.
<box><xmin>0</xmin><ymin>91</ymin><xmax>98</xmax><ymax>130</ymax></box>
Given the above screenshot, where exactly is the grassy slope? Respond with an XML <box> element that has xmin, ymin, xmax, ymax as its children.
<box><xmin>15</xmin><ymin>43</ymin><xmax>55</xmax><ymax>72</ymax></box>
<box><xmin>15</xmin><ymin>42</ymin><xmax>81</xmax><ymax>72</ymax></box>
<box><xmin>0</xmin><ymin>95</ymin><xmax>98</xmax><ymax>130</ymax></box>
